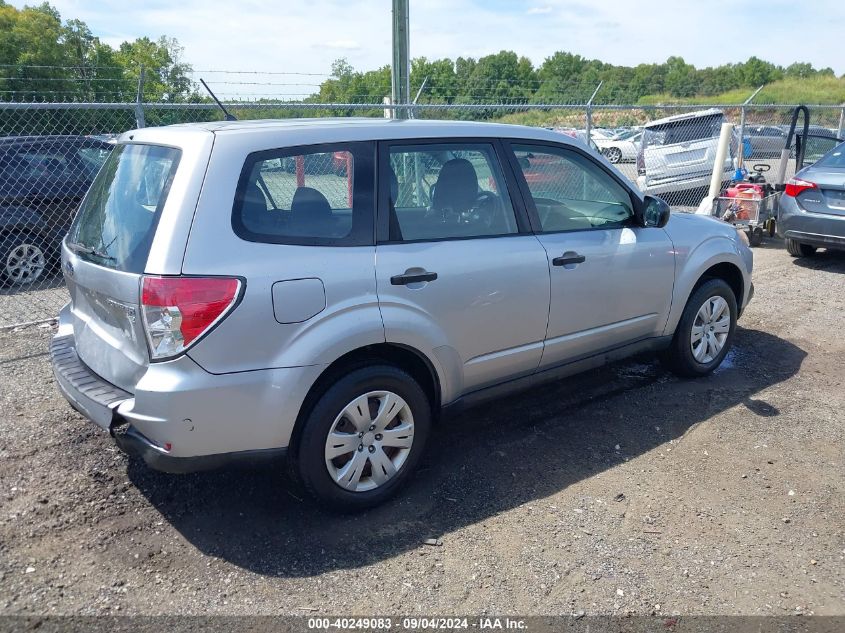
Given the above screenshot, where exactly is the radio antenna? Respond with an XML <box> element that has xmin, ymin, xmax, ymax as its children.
<box><xmin>199</xmin><ymin>78</ymin><xmax>236</xmax><ymax>121</ymax></box>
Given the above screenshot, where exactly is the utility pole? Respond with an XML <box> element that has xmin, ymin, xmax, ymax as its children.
<box><xmin>391</xmin><ymin>0</ymin><xmax>410</xmax><ymax>119</ymax></box>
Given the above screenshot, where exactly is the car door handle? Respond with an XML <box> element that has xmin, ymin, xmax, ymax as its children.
<box><xmin>552</xmin><ymin>254</ymin><xmax>586</xmax><ymax>266</ymax></box>
<box><xmin>390</xmin><ymin>271</ymin><xmax>438</xmax><ymax>285</ymax></box>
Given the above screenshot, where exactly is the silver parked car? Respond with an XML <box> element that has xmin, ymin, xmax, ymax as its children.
<box><xmin>778</xmin><ymin>139</ymin><xmax>845</xmax><ymax>256</ymax></box>
<box><xmin>637</xmin><ymin>109</ymin><xmax>736</xmax><ymax>200</ymax></box>
<box><xmin>51</xmin><ymin>119</ymin><xmax>754</xmax><ymax>510</ymax></box>
<box><xmin>596</xmin><ymin>129</ymin><xmax>642</xmax><ymax>164</ymax></box>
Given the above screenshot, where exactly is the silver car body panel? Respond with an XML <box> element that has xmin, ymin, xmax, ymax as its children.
<box><xmin>55</xmin><ymin>302</ymin><xmax>325</xmax><ymax>457</ymax></box>
<box><xmin>536</xmin><ymin>226</ymin><xmax>676</xmax><ymax>367</ymax></box>
<box><xmin>661</xmin><ymin>212</ymin><xmax>753</xmax><ymax>334</ymax></box>
<box><xmin>53</xmin><ymin>118</ymin><xmax>754</xmax><ymax>463</ymax></box>
<box><xmin>375</xmin><ymin>235</ymin><xmax>551</xmax><ymax>400</ymax></box>
<box><xmin>63</xmin><ymin>243</ymin><xmax>149</xmax><ymax>392</ymax></box>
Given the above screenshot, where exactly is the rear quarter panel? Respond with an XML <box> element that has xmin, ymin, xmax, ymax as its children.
<box><xmin>180</xmin><ymin>131</ymin><xmax>385</xmax><ymax>375</ymax></box>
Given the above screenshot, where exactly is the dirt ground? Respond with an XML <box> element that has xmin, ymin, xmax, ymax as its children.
<box><xmin>0</xmin><ymin>239</ymin><xmax>843</xmax><ymax>617</ymax></box>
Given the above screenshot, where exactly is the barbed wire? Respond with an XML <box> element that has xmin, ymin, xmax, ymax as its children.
<box><xmin>0</xmin><ymin>66</ymin><xmax>842</xmax><ymax>109</ymax></box>
<box><xmin>190</xmin><ymin>69</ymin><xmax>332</xmax><ymax>76</ymax></box>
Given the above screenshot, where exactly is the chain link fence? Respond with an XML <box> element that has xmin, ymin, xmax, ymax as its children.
<box><xmin>1</xmin><ymin>98</ymin><xmax>843</xmax><ymax>327</ymax></box>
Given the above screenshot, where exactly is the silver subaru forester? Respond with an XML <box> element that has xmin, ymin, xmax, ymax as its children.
<box><xmin>51</xmin><ymin>119</ymin><xmax>753</xmax><ymax>510</ymax></box>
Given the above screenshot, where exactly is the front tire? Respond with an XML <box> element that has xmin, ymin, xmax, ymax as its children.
<box><xmin>664</xmin><ymin>278</ymin><xmax>737</xmax><ymax>378</ymax></box>
<box><xmin>785</xmin><ymin>238</ymin><xmax>816</xmax><ymax>258</ymax></box>
<box><xmin>294</xmin><ymin>364</ymin><xmax>431</xmax><ymax>511</ymax></box>
<box><xmin>605</xmin><ymin>147</ymin><xmax>622</xmax><ymax>163</ymax></box>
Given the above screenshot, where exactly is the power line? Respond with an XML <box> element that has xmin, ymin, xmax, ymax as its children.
<box><xmin>0</xmin><ymin>64</ymin><xmax>125</xmax><ymax>70</ymax></box>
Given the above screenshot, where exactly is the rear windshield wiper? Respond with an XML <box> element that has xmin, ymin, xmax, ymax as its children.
<box><xmin>69</xmin><ymin>242</ymin><xmax>116</xmax><ymax>261</ymax></box>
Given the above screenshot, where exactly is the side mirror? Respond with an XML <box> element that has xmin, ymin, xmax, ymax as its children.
<box><xmin>638</xmin><ymin>195</ymin><xmax>670</xmax><ymax>228</ymax></box>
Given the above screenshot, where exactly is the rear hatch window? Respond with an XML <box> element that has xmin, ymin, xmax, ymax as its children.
<box><xmin>642</xmin><ymin>114</ymin><xmax>724</xmax><ymax>149</ymax></box>
<box><xmin>68</xmin><ymin>144</ymin><xmax>181</xmax><ymax>273</ymax></box>
<box><xmin>813</xmin><ymin>143</ymin><xmax>845</xmax><ymax>168</ymax></box>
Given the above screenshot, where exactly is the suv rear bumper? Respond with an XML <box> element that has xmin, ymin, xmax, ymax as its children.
<box><xmin>51</xmin><ymin>308</ymin><xmax>325</xmax><ymax>473</ymax></box>
<box><xmin>51</xmin><ymin>334</ymin><xmax>130</xmax><ymax>430</ymax></box>
<box><xmin>112</xmin><ymin>425</ymin><xmax>286</xmax><ymax>474</ymax></box>
<box><xmin>637</xmin><ymin>168</ymin><xmax>732</xmax><ymax>197</ymax></box>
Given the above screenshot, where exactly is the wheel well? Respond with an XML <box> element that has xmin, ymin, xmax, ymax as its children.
<box><xmin>288</xmin><ymin>343</ymin><xmax>441</xmax><ymax>456</ymax></box>
<box><xmin>696</xmin><ymin>262</ymin><xmax>744</xmax><ymax>305</ymax></box>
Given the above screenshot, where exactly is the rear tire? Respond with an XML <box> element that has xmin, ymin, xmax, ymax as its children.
<box><xmin>785</xmin><ymin>238</ymin><xmax>816</xmax><ymax>257</ymax></box>
<box><xmin>748</xmin><ymin>227</ymin><xmax>764</xmax><ymax>247</ymax></box>
<box><xmin>663</xmin><ymin>278</ymin><xmax>737</xmax><ymax>378</ymax></box>
<box><xmin>293</xmin><ymin>364</ymin><xmax>431</xmax><ymax>512</ymax></box>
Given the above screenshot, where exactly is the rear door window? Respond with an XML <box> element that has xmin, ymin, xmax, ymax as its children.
<box><xmin>5</xmin><ymin>148</ymin><xmax>70</xmax><ymax>180</ymax></box>
<box><xmin>68</xmin><ymin>144</ymin><xmax>180</xmax><ymax>272</ymax></box>
<box><xmin>232</xmin><ymin>142</ymin><xmax>374</xmax><ymax>246</ymax></box>
<box><xmin>385</xmin><ymin>143</ymin><xmax>518</xmax><ymax>241</ymax></box>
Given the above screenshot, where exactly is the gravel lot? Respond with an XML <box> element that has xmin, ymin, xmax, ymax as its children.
<box><xmin>0</xmin><ymin>238</ymin><xmax>843</xmax><ymax>617</ymax></box>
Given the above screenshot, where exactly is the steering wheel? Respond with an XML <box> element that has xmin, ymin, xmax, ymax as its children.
<box><xmin>466</xmin><ymin>191</ymin><xmax>502</xmax><ymax>228</ymax></box>
<box><xmin>425</xmin><ymin>191</ymin><xmax>502</xmax><ymax>228</ymax></box>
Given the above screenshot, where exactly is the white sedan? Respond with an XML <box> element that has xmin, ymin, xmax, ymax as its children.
<box><xmin>595</xmin><ymin>130</ymin><xmax>642</xmax><ymax>164</ymax></box>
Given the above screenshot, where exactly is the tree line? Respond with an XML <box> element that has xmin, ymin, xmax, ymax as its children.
<box><xmin>0</xmin><ymin>1</ymin><xmax>840</xmax><ymax>108</ymax></box>
<box><xmin>0</xmin><ymin>1</ymin><xmax>193</xmax><ymax>102</ymax></box>
<box><xmin>317</xmin><ymin>53</ymin><xmax>839</xmax><ymax>106</ymax></box>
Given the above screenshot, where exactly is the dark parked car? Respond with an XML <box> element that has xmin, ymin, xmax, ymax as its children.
<box><xmin>0</xmin><ymin>135</ymin><xmax>112</xmax><ymax>286</ymax></box>
<box><xmin>745</xmin><ymin>125</ymin><xmax>787</xmax><ymax>158</ymax></box>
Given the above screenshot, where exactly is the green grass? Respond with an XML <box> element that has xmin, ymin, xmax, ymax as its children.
<box><xmin>496</xmin><ymin>109</ymin><xmax>584</xmax><ymax>128</ymax></box>
<box><xmin>637</xmin><ymin>76</ymin><xmax>845</xmax><ymax>106</ymax></box>
<box><xmin>495</xmin><ymin>77</ymin><xmax>845</xmax><ymax>128</ymax></box>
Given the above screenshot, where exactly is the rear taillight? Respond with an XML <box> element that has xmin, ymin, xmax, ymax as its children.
<box><xmin>141</xmin><ymin>276</ymin><xmax>241</xmax><ymax>360</ymax></box>
<box><xmin>784</xmin><ymin>178</ymin><xmax>817</xmax><ymax>197</ymax></box>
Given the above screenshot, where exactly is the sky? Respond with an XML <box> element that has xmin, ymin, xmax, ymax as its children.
<box><xmin>11</xmin><ymin>0</ymin><xmax>845</xmax><ymax>97</ymax></box>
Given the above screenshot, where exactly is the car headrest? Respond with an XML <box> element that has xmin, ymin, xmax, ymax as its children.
<box><xmin>432</xmin><ymin>158</ymin><xmax>478</xmax><ymax>212</ymax></box>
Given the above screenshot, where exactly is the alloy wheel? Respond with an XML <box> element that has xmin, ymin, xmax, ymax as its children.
<box><xmin>5</xmin><ymin>242</ymin><xmax>46</xmax><ymax>286</ymax></box>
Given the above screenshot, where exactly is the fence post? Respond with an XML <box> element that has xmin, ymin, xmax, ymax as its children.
<box><xmin>585</xmin><ymin>81</ymin><xmax>602</xmax><ymax>143</ymax></box>
<box><xmin>409</xmin><ymin>76</ymin><xmax>428</xmax><ymax>120</ymax></box>
<box><xmin>585</xmin><ymin>104</ymin><xmax>592</xmax><ymax>142</ymax></box>
<box><xmin>134</xmin><ymin>65</ymin><xmax>146</xmax><ymax>129</ymax></box>
<box><xmin>737</xmin><ymin>85</ymin><xmax>764</xmax><ymax>170</ymax></box>
<box><xmin>838</xmin><ymin>104</ymin><xmax>845</xmax><ymax>139</ymax></box>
